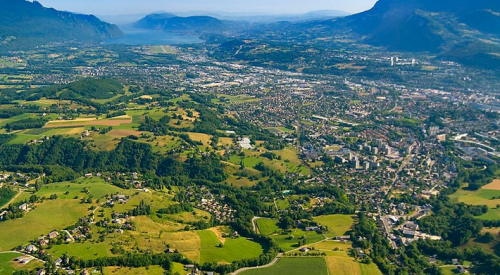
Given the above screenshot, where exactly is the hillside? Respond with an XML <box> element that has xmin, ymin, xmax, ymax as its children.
<box><xmin>133</xmin><ymin>13</ymin><xmax>226</xmax><ymax>32</ymax></box>
<box><xmin>345</xmin><ymin>0</ymin><xmax>498</xmax><ymax>51</ymax></box>
<box><xmin>0</xmin><ymin>0</ymin><xmax>123</xmax><ymax>50</ymax></box>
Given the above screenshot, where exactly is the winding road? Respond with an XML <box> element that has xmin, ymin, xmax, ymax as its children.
<box><xmin>232</xmin><ymin>253</ymin><xmax>283</xmax><ymax>275</ymax></box>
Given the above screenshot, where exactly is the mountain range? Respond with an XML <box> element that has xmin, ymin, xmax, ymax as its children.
<box><xmin>0</xmin><ymin>0</ymin><xmax>122</xmax><ymax>50</ymax></box>
<box><xmin>133</xmin><ymin>13</ymin><xmax>226</xmax><ymax>32</ymax></box>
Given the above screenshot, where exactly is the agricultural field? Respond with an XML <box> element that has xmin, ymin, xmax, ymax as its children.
<box><xmin>449</xmin><ymin>185</ymin><xmax>500</xmax><ymax>220</ymax></box>
<box><xmin>48</xmin><ymin>242</ymin><xmax>113</xmax><ymax>260</ymax></box>
<box><xmin>256</xmin><ymin>218</ymin><xmax>280</xmax><ymax>235</ymax></box>
<box><xmin>0</xmin><ymin>199</ymin><xmax>89</xmax><ymax>251</ymax></box>
<box><xmin>103</xmin><ymin>265</ymin><xmax>165</xmax><ymax>275</ymax></box>
<box><xmin>325</xmin><ymin>255</ymin><xmax>382</xmax><ymax>275</ymax></box>
<box><xmin>240</xmin><ymin>257</ymin><xmax>328</xmax><ymax>275</ymax></box>
<box><xmin>271</xmin><ymin>229</ymin><xmax>325</xmax><ymax>252</ymax></box>
<box><xmin>0</xmin><ymin>252</ymin><xmax>43</xmax><ymax>274</ymax></box>
<box><xmin>36</xmin><ymin>177</ymin><xmax>122</xmax><ymax>200</ymax></box>
<box><xmin>197</xmin><ymin>229</ymin><xmax>264</xmax><ymax>264</ymax></box>
<box><xmin>313</xmin><ymin>214</ymin><xmax>355</xmax><ymax>238</ymax></box>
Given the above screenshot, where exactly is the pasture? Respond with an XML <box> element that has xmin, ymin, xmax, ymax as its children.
<box><xmin>240</xmin><ymin>257</ymin><xmax>328</xmax><ymax>275</ymax></box>
<box><xmin>103</xmin><ymin>265</ymin><xmax>165</xmax><ymax>275</ymax></box>
<box><xmin>271</xmin><ymin>229</ymin><xmax>325</xmax><ymax>252</ymax></box>
<box><xmin>37</xmin><ymin>178</ymin><xmax>122</xmax><ymax>200</ymax></box>
<box><xmin>0</xmin><ymin>200</ymin><xmax>89</xmax><ymax>251</ymax></box>
<box><xmin>256</xmin><ymin>218</ymin><xmax>280</xmax><ymax>235</ymax></box>
<box><xmin>197</xmin><ymin>229</ymin><xmax>264</xmax><ymax>264</ymax></box>
<box><xmin>313</xmin><ymin>214</ymin><xmax>355</xmax><ymax>238</ymax></box>
<box><xmin>326</xmin><ymin>255</ymin><xmax>383</xmax><ymax>275</ymax></box>
<box><xmin>0</xmin><ymin>252</ymin><xmax>43</xmax><ymax>274</ymax></box>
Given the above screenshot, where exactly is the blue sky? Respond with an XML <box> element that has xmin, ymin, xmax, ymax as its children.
<box><xmin>36</xmin><ymin>0</ymin><xmax>378</xmax><ymax>15</ymax></box>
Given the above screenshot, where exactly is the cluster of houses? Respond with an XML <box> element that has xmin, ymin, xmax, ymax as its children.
<box><xmin>197</xmin><ymin>197</ymin><xmax>235</xmax><ymax>223</ymax></box>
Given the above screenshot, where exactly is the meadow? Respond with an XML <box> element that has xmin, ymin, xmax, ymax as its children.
<box><xmin>313</xmin><ymin>214</ymin><xmax>355</xmax><ymax>238</ymax></box>
<box><xmin>449</xmin><ymin>185</ymin><xmax>500</xmax><ymax>220</ymax></box>
<box><xmin>0</xmin><ymin>252</ymin><xmax>43</xmax><ymax>274</ymax></box>
<box><xmin>256</xmin><ymin>218</ymin><xmax>280</xmax><ymax>235</ymax></box>
<box><xmin>271</xmin><ymin>229</ymin><xmax>325</xmax><ymax>252</ymax></box>
<box><xmin>197</xmin><ymin>229</ymin><xmax>264</xmax><ymax>264</ymax></box>
<box><xmin>0</xmin><ymin>200</ymin><xmax>89</xmax><ymax>251</ymax></box>
<box><xmin>103</xmin><ymin>265</ymin><xmax>165</xmax><ymax>275</ymax></box>
<box><xmin>240</xmin><ymin>257</ymin><xmax>328</xmax><ymax>275</ymax></box>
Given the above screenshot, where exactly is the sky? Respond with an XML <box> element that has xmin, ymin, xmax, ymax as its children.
<box><xmin>35</xmin><ymin>0</ymin><xmax>378</xmax><ymax>15</ymax></box>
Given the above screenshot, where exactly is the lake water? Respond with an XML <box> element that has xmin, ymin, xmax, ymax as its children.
<box><xmin>105</xmin><ymin>27</ymin><xmax>203</xmax><ymax>45</ymax></box>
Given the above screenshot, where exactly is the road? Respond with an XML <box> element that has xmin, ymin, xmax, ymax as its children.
<box><xmin>232</xmin><ymin>253</ymin><xmax>283</xmax><ymax>275</ymax></box>
<box><xmin>251</xmin><ymin>216</ymin><xmax>261</xmax><ymax>234</ymax></box>
<box><xmin>0</xmin><ymin>190</ymin><xmax>23</xmax><ymax>210</ymax></box>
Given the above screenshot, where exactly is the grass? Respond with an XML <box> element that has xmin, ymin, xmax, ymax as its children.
<box><xmin>0</xmin><ymin>200</ymin><xmax>89</xmax><ymax>251</ymax></box>
<box><xmin>103</xmin><ymin>265</ymin><xmax>165</xmax><ymax>275</ymax></box>
<box><xmin>0</xmin><ymin>252</ymin><xmax>43</xmax><ymax>274</ymax></box>
<box><xmin>450</xmin><ymin>187</ymin><xmax>500</xmax><ymax>208</ymax></box>
<box><xmin>313</xmin><ymin>214</ymin><xmax>355</xmax><ymax>238</ymax></box>
<box><xmin>450</xmin><ymin>186</ymin><xmax>500</xmax><ymax>220</ymax></box>
<box><xmin>48</xmin><ymin>242</ymin><xmax>112</xmax><ymax>260</ymax></box>
<box><xmin>256</xmin><ymin>218</ymin><xmax>280</xmax><ymax>235</ymax></box>
<box><xmin>36</xmin><ymin>178</ymin><xmax>122</xmax><ymax>200</ymax></box>
<box><xmin>197</xmin><ymin>230</ymin><xmax>263</xmax><ymax>264</ymax></box>
<box><xmin>325</xmin><ymin>255</ymin><xmax>382</xmax><ymax>275</ymax></box>
<box><xmin>240</xmin><ymin>257</ymin><xmax>328</xmax><ymax>275</ymax></box>
<box><xmin>271</xmin><ymin>229</ymin><xmax>325</xmax><ymax>252</ymax></box>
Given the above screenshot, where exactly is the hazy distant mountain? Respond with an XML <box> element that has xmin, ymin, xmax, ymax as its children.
<box><xmin>0</xmin><ymin>0</ymin><xmax>122</xmax><ymax>50</ymax></box>
<box><xmin>133</xmin><ymin>13</ymin><xmax>226</xmax><ymax>32</ymax></box>
<box><xmin>214</xmin><ymin>10</ymin><xmax>349</xmax><ymax>23</ymax></box>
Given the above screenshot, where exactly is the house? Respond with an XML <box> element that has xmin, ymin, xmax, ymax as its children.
<box><xmin>305</xmin><ymin>226</ymin><xmax>320</xmax><ymax>232</ymax></box>
<box><xmin>299</xmin><ymin>247</ymin><xmax>310</xmax><ymax>253</ymax></box>
<box><xmin>457</xmin><ymin>266</ymin><xmax>469</xmax><ymax>274</ymax></box>
<box><xmin>335</xmin><ymin>236</ymin><xmax>351</xmax><ymax>241</ymax></box>
<box><xmin>26</xmin><ymin>245</ymin><xmax>38</xmax><ymax>253</ymax></box>
<box><xmin>355</xmin><ymin>247</ymin><xmax>366</xmax><ymax>257</ymax></box>
<box><xmin>36</xmin><ymin>270</ymin><xmax>46</xmax><ymax>275</ymax></box>
<box><xmin>54</xmin><ymin>258</ymin><xmax>62</xmax><ymax>266</ymax></box>
<box><xmin>402</xmin><ymin>230</ymin><xmax>416</xmax><ymax>238</ymax></box>
<box><xmin>48</xmin><ymin>231</ymin><xmax>59</xmax><ymax>239</ymax></box>
<box><xmin>452</xmin><ymin>259</ymin><xmax>459</xmax><ymax>265</ymax></box>
<box><xmin>39</xmin><ymin>239</ymin><xmax>49</xmax><ymax>246</ymax></box>
<box><xmin>19</xmin><ymin>203</ymin><xmax>29</xmax><ymax>211</ymax></box>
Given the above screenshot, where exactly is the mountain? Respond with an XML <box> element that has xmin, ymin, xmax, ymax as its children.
<box><xmin>212</xmin><ymin>10</ymin><xmax>349</xmax><ymax>23</ymax></box>
<box><xmin>133</xmin><ymin>13</ymin><xmax>226</xmax><ymax>32</ymax></box>
<box><xmin>346</xmin><ymin>0</ymin><xmax>500</xmax><ymax>52</ymax></box>
<box><xmin>0</xmin><ymin>0</ymin><xmax>123</xmax><ymax>50</ymax></box>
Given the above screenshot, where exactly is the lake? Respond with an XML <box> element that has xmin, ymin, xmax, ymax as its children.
<box><xmin>105</xmin><ymin>27</ymin><xmax>203</xmax><ymax>45</ymax></box>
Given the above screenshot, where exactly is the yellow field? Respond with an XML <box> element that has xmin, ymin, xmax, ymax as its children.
<box><xmin>325</xmin><ymin>256</ymin><xmax>382</xmax><ymax>275</ymax></box>
<box><xmin>483</xmin><ymin>180</ymin><xmax>500</xmax><ymax>190</ymax></box>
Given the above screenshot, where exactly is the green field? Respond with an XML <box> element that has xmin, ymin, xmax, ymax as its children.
<box><xmin>36</xmin><ymin>178</ymin><xmax>122</xmax><ymax>200</ymax></box>
<box><xmin>0</xmin><ymin>252</ymin><xmax>43</xmax><ymax>274</ymax></box>
<box><xmin>271</xmin><ymin>229</ymin><xmax>325</xmax><ymax>252</ymax></box>
<box><xmin>256</xmin><ymin>218</ymin><xmax>280</xmax><ymax>235</ymax></box>
<box><xmin>240</xmin><ymin>257</ymin><xmax>328</xmax><ymax>275</ymax></box>
<box><xmin>197</xmin><ymin>230</ymin><xmax>264</xmax><ymax>264</ymax></box>
<box><xmin>326</xmin><ymin>255</ymin><xmax>383</xmax><ymax>275</ymax></box>
<box><xmin>313</xmin><ymin>214</ymin><xmax>355</xmax><ymax>238</ymax></box>
<box><xmin>0</xmin><ymin>200</ymin><xmax>89</xmax><ymax>251</ymax></box>
<box><xmin>103</xmin><ymin>265</ymin><xmax>165</xmax><ymax>275</ymax></box>
<box><xmin>450</xmin><ymin>187</ymin><xmax>500</xmax><ymax>220</ymax></box>
<box><xmin>48</xmin><ymin>242</ymin><xmax>112</xmax><ymax>260</ymax></box>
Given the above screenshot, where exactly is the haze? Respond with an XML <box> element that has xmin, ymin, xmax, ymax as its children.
<box><xmin>35</xmin><ymin>0</ymin><xmax>378</xmax><ymax>15</ymax></box>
